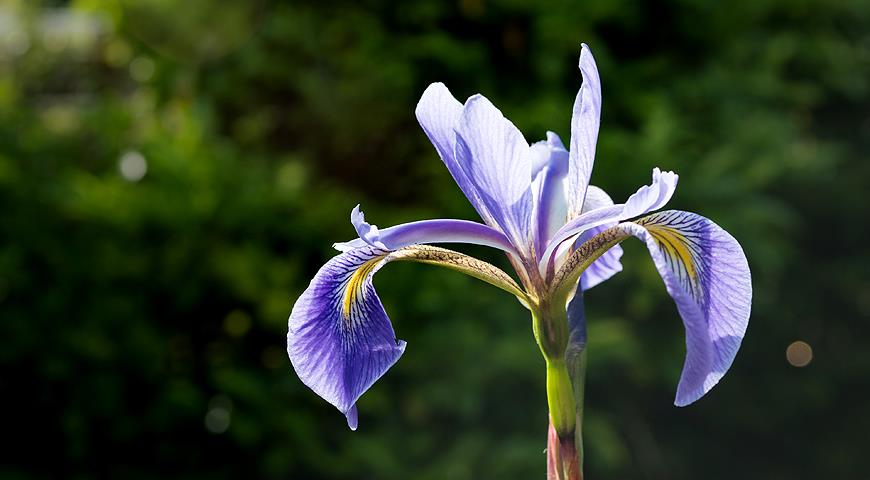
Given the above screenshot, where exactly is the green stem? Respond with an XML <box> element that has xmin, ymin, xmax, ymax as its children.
<box><xmin>546</xmin><ymin>359</ymin><xmax>576</xmax><ymax>436</ymax></box>
<box><xmin>569</xmin><ymin>349</ymin><xmax>587</xmax><ymax>471</ymax></box>
<box><xmin>546</xmin><ymin>352</ymin><xmax>586</xmax><ymax>480</ymax></box>
<box><xmin>532</xmin><ymin>303</ymin><xmax>586</xmax><ymax>479</ymax></box>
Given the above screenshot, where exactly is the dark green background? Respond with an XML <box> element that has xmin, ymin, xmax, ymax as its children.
<box><xmin>2</xmin><ymin>0</ymin><xmax>868</xmax><ymax>478</ymax></box>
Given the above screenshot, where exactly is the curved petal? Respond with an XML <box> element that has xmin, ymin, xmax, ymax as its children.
<box><xmin>622</xmin><ymin>168</ymin><xmax>679</xmax><ymax>219</ymax></box>
<box><xmin>575</xmin><ymin>186</ymin><xmax>623</xmax><ymax>290</ymax></box>
<box><xmin>455</xmin><ymin>94</ymin><xmax>534</xmax><ymax>254</ymax></box>
<box><xmin>334</xmin><ymin>205</ymin><xmax>518</xmax><ymax>255</ymax></box>
<box><xmin>288</xmin><ymin>247</ymin><xmax>404</xmax><ymax>430</ymax></box>
<box><xmin>566</xmin><ymin>44</ymin><xmax>602</xmax><ymax>220</ymax></box>
<box><xmin>530</xmin><ymin>132</ymin><xmax>569</xmax><ymax>254</ymax></box>
<box><xmin>288</xmin><ymin>245</ymin><xmax>526</xmax><ymax>429</ymax></box>
<box><xmin>416</xmin><ymin>83</ymin><xmax>493</xmax><ymax>224</ymax></box>
<box><xmin>539</xmin><ymin>168</ymin><xmax>679</xmax><ymax>271</ymax></box>
<box><xmin>622</xmin><ymin>210</ymin><xmax>751</xmax><ymax>405</ymax></box>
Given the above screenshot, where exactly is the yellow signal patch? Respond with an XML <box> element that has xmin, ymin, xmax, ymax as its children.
<box><xmin>342</xmin><ymin>256</ymin><xmax>384</xmax><ymax>319</ymax></box>
<box><xmin>645</xmin><ymin>224</ymin><xmax>697</xmax><ymax>279</ymax></box>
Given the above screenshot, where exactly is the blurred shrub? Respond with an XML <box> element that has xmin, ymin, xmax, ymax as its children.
<box><xmin>1</xmin><ymin>0</ymin><xmax>868</xmax><ymax>478</ymax></box>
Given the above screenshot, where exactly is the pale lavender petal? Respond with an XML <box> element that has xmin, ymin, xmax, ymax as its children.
<box><xmin>287</xmin><ymin>246</ymin><xmax>406</xmax><ymax>429</ymax></box>
<box><xmin>540</xmin><ymin>168</ymin><xmax>678</xmax><ymax>271</ymax></box>
<box><xmin>455</xmin><ymin>94</ymin><xmax>534</xmax><ymax>253</ymax></box>
<box><xmin>566</xmin><ymin>44</ymin><xmax>602</xmax><ymax>220</ymax></box>
<box><xmin>575</xmin><ymin>186</ymin><xmax>623</xmax><ymax>290</ymax></box>
<box><xmin>622</xmin><ymin>168</ymin><xmax>679</xmax><ymax>219</ymax></box>
<box><xmin>334</xmin><ymin>205</ymin><xmax>519</xmax><ymax>255</ymax></box>
<box><xmin>539</xmin><ymin>203</ymin><xmax>623</xmax><ymax>272</ymax></box>
<box><xmin>530</xmin><ymin>132</ymin><xmax>569</xmax><ymax>254</ymax></box>
<box><xmin>621</xmin><ymin>210</ymin><xmax>751</xmax><ymax>406</ymax></box>
<box><xmin>349</xmin><ymin>205</ymin><xmax>388</xmax><ymax>250</ymax></box>
<box><xmin>416</xmin><ymin>83</ymin><xmax>499</xmax><ymax>230</ymax></box>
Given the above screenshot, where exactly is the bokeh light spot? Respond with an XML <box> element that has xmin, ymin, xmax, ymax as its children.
<box><xmin>204</xmin><ymin>407</ymin><xmax>230</xmax><ymax>434</ymax></box>
<box><xmin>129</xmin><ymin>56</ymin><xmax>155</xmax><ymax>82</ymax></box>
<box><xmin>204</xmin><ymin>394</ymin><xmax>233</xmax><ymax>434</ymax></box>
<box><xmin>104</xmin><ymin>39</ymin><xmax>132</xmax><ymax>67</ymax></box>
<box><xmin>786</xmin><ymin>340</ymin><xmax>813</xmax><ymax>367</ymax></box>
<box><xmin>118</xmin><ymin>150</ymin><xmax>147</xmax><ymax>182</ymax></box>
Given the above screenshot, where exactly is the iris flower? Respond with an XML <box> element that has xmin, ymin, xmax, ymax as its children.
<box><xmin>287</xmin><ymin>44</ymin><xmax>751</xmax><ymax>477</ymax></box>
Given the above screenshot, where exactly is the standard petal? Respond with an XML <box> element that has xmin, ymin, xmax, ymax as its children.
<box><xmin>288</xmin><ymin>246</ymin><xmax>405</xmax><ymax>429</ymax></box>
<box><xmin>455</xmin><ymin>94</ymin><xmax>534</xmax><ymax>253</ymax></box>
<box><xmin>566</xmin><ymin>44</ymin><xmax>602</xmax><ymax>220</ymax></box>
<box><xmin>530</xmin><ymin>132</ymin><xmax>570</xmax><ymax>255</ymax></box>
<box><xmin>622</xmin><ymin>210</ymin><xmax>751</xmax><ymax>406</ymax></box>
<box><xmin>416</xmin><ymin>83</ymin><xmax>496</xmax><ymax>228</ymax></box>
<box><xmin>334</xmin><ymin>205</ymin><xmax>519</xmax><ymax>255</ymax></box>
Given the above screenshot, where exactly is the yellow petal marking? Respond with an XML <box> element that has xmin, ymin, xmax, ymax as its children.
<box><xmin>645</xmin><ymin>224</ymin><xmax>697</xmax><ymax>279</ymax></box>
<box><xmin>342</xmin><ymin>256</ymin><xmax>385</xmax><ymax>319</ymax></box>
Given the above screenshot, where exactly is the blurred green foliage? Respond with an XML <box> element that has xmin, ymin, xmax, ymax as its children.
<box><xmin>1</xmin><ymin>0</ymin><xmax>869</xmax><ymax>478</ymax></box>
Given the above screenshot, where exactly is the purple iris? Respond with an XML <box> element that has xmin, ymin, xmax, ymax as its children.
<box><xmin>287</xmin><ymin>44</ymin><xmax>751</xmax><ymax>433</ymax></box>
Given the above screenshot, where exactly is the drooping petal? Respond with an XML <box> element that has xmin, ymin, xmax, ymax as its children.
<box><xmin>530</xmin><ymin>132</ymin><xmax>569</xmax><ymax>255</ymax></box>
<box><xmin>334</xmin><ymin>205</ymin><xmax>519</xmax><ymax>255</ymax></box>
<box><xmin>288</xmin><ymin>247</ymin><xmax>404</xmax><ymax>429</ymax></box>
<box><xmin>455</xmin><ymin>94</ymin><xmax>534</xmax><ymax>254</ymax></box>
<box><xmin>566</xmin><ymin>44</ymin><xmax>602</xmax><ymax>220</ymax></box>
<box><xmin>622</xmin><ymin>210</ymin><xmax>751</xmax><ymax>405</ymax></box>
<box><xmin>539</xmin><ymin>168</ymin><xmax>679</xmax><ymax>272</ymax></box>
<box><xmin>288</xmin><ymin>245</ymin><xmax>527</xmax><ymax>429</ymax></box>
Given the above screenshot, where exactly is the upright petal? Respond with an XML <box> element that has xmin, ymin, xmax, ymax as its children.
<box><xmin>416</xmin><ymin>83</ymin><xmax>499</xmax><ymax>230</ymax></box>
<box><xmin>288</xmin><ymin>247</ymin><xmax>404</xmax><ymax>429</ymax></box>
<box><xmin>530</xmin><ymin>132</ymin><xmax>569</xmax><ymax>255</ymax></box>
<box><xmin>455</xmin><ymin>94</ymin><xmax>534</xmax><ymax>253</ymax></box>
<box><xmin>621</xmin><ymin>210</ymin><xmax>751</xmax><ymax>405</ymax></box>
<box><xmin>566</xmin><ymin>44</ymin><xmax>602</xmax><ymax>220</ymax></box>
<box><xmin>335</xmin><ymin>205</ymin><xmax>519</xmax><ymax>255</ymax></box>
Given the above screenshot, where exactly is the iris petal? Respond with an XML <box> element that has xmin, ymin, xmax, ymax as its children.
<box><xmin>288</xmin><ymin>246</ymin><xmax>405</xmax><ymax>429</ymax></box>
<box><xmin>416</xmin><ymin>83</ymin><xmax>515</xmax><ymax>243</ymax></box>
<box><xmin>288</xmin><ymin>245</ymin><xmax>526</xmax><ymax>429</ymax></box>
<box><xmin>334</xmin><ymin>205</ymin><xmax>519</xmax><ymax>255</ymax></box>
<box><xmin>530</xmin><ymin>133</ymin><xmax>569</xmax><ymax>255</ymax></box>
<box><xmin>575</xmin><ymin>186</ymin><xmax>623</xmax><ymax>290</ymax></box>
<box><xmin>566</xmin><ymin>44</ymin><xmax>602</xmax><ymax>220</ymax></box>
<box><xmin>623</xmin><ymin>210</ymin><xmax>751</xmax><ymax>405</ymax></box>
<box><xmin>455</xmin><ymin>94</ymin><xmax>534</xmax><ymax>254</ymax></box>
<box><xmin>540</xmin><ymin>168</ymin><xmax>678</xmax><ymax>272</ymax></box>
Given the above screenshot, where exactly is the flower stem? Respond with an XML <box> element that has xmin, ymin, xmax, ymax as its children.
<box><xmin>546</xmin><ymin>349</ymin><xmax>586</xmax><ymax>480</ymax></box>
<box><xmin>531</xmin><ymin>298</ymin><xmax>586</xmax><ymax>479</ymax></box>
